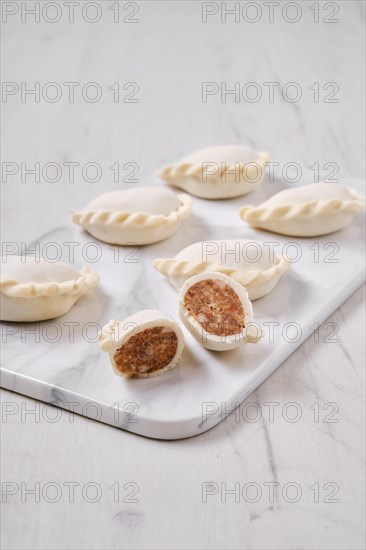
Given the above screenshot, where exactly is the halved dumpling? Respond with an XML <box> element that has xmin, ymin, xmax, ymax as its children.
<box><xmin>153</xmin><ymin>239</ymin><xmax>290</xmax><ymax>300</ymax></box>
<box><xmin>239</xmin><ymin>182</ymin><xmax>365</xmax><ymax>237</ymax></box>
<box><xmin>178</xmin><ymin>272</ymin><xmax>262</xmax><ymax>351</ymax></box>
<box><xmin>158</xmin><ymin>145</ymin><xmax>269</xmax><ymax>199</ymax></box>
<box><xmin>71</xmin><ymin>186</ymin><xmax>192</xmax><ymax>245</ymax></box>
<box><xmin>99</xmin><ymin>310</ymin><xmax>185</xmax><ymax>378</ymax></box>
<box><xmin>0</xmin><ymin>256</ymin><xmax>99</xmax><ymax>322</ymax></box>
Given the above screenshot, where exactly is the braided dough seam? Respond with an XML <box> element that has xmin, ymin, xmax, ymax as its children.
<box><xmin>0</xmin><ymin>267</ymin><xmax>99</xmax><ymax>298</ymax></box>
<box><xmin>153</xmin><ymin>254</ymin><xmax>290</xmax><ymax>289</ymax></box>
<box><xmin>71</xmin><ymin>193</ymin><xmax>192</xmax><ymax>228</ymax></box>
<box><xmin>240</xmin><ymin>191</ymin><xmax>365</xmax><ymax>223</ymax></box>
<box><xmin>158</xmin><ymin>152</ymin><xmax>269</xmax><ymax>182</ymax></box>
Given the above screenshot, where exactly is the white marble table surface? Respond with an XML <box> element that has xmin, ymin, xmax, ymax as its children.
<box><xmin>1</xmin><ymin>2</ymin><xmax>365</xmax><ymax>549</ymax></box>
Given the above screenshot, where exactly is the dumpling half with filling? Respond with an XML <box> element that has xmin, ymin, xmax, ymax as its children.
<box><xmin>99</xmin><ymin>310</ymin><xmax>185</xmax><ymax>378</ymax></box>
<box><xmin>179</xmin><ymin>272</ymin><xmax>262</xmax><ymax>351</ymax></box>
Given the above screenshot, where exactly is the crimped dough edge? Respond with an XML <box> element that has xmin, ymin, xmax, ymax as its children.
<box><xmin>0</xmin><ymin>266</ymin><xmax>99</xmax><ymax>299</ymax></box>
<box><xmin>153</xmin><ymin>253</ymin><xmax>290</xmax><ymax>290</ymax></box>
<box><xmin>71</xmin><ymin>193</ymin><xmax>192</xmax><ymax>228</ymax></box>
<box><xmin>157</xmin><ymin>151</ymin><xmax>270</xmax><ymax>183</ymax></box>
<box><xmin>239</xmin><ymin>188</ymin><xmax>365</xmax><ymax>223</ymax></box>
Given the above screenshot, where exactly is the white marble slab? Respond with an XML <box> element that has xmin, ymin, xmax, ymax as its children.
<box><xmin>1</xmin><ymin>4</ymin><xmax>365</xmax><ymax>547</ymax></box>
<box><xmin>1</xmin><ymin>177</ymin><xmax>364</xmax><ymax>439</ymax></box>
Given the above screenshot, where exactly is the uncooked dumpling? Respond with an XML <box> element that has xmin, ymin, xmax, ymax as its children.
<box><xmin>158</xmin><ymin>145</ymin><xmax>269</xmax><ymax>199</ymax></box>
<box><xmin>0</xmin><ymin>256</ymin><xmax>99</xmax><ymax>322</ymax></box>
<box><xmin>239</xmin><ymin>183</ymin><xmax>365</xmax><ymax>237</ymax></box>
<box><xmin>71</xmin><ymin>186</ymin><xmax>192</xmax><ymax>245</ymax></box>
<box><xmin>153</xmin><ymin>239</ymin><xmax>290</xmax><ymax>300</ymax></box>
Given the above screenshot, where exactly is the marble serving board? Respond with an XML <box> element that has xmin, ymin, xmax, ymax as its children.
<box><xmin>1</xmin><ymin>178</ymin><xmax>365</xmax><ymax>439</ymax></box>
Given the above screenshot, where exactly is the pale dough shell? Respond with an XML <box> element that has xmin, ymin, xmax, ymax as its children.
<box><xmin>71</xmin><ymin>186</ymin><xmax>192</xmax><ymax>245</ymax></box>
<box><xmin>158</xmin><ymin>145</ymin><xmax>269</xmax><ymax>199</ymax></box>
<box><xmin>0</xmin><ymin>256</ymin><xmax>99</xmax><ymax>322</ymax></box>
<box><xmin>239</xmin><ymin>182</ymin><xmax>365</xmax><ymax>237</ymax></box>
<box><xmin>153</xmin><ymin>239</ymin><xmax>290</xmax><ymax>300</ymax></box>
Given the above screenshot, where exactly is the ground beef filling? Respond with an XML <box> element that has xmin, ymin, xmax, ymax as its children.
<box><xmin>114</xmin><ymin>327</ymin><xmax>178</xmax><ymax>377</ymax></box>
<box><xmin>184</xmin><ymin>279</ymin><xmax>245</xmax><ymax>337</ymax></box>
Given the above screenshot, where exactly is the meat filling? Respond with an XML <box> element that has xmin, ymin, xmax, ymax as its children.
<box><xmin>184</xmin><ymin>279</ymin><xmax>245</xmax><ymax>336</ymax></box>
<box><xmin>114</xmin><ymin>326</ymin><xmax>178</xmax><ymax>377</ymax></box>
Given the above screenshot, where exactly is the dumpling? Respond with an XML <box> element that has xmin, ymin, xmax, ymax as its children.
<box><xmin>239</xmin><ymin>182</ymin><xmax>365</xmax><ymax>237</ymax></box>
<box><xmin>0</xmin><ymin>256</ymin><xmax>99</xmax><ymax>322</ymax></box>
<box><xmin>153</xmin><ymin>239</ymin><xmax>290</xmax><ymax>300</ymax></box>
<box><xmin>99</xmin><ymin>310</ymin><xmax>185</xmax><ymax>378</ymax></box>
<box><xmin>157</xmin><ymin>145</ymin><xmax>269</xmax><ymax>199</ymax></box>
<box><xmin>179</xmin><ymin>272</ymin><xmax>262</xmax><ymax>351</ymax></box>
<box><xmin>71</xmin><ymin>186</ymin><xmax>192</xmax><ymax>245</ymax></box>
